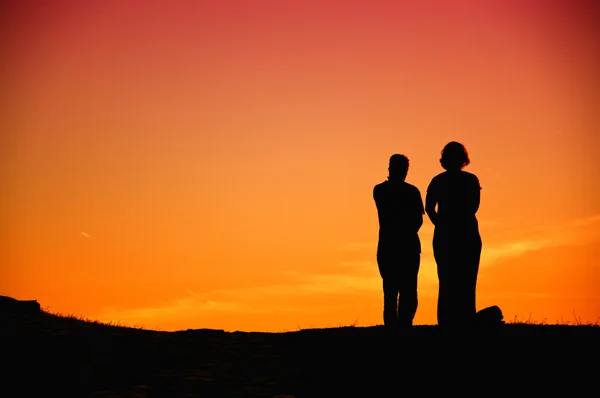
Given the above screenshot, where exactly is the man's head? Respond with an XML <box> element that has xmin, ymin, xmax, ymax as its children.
<box><xmin>388</xmin><ymin>154</ymin><xmax>409</xmax><ymax>181</ymax></box>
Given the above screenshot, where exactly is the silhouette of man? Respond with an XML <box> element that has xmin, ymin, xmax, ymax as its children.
<box><xmin>373</xmin><ymin>154</ymin><xmax>424</xmax><ymax>329</ymax></box>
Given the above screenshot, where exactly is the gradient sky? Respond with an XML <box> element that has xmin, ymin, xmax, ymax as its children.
<box><xmin>2</xmin><ymin>0</ymin><xmax>599</xmax><ymax>331</ymax></box>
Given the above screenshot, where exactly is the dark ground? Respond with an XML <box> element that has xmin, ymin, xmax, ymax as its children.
<box><xmin>2</xmin><ymin>309</ymin><xmax>599</xmax><ymax>398</ymax></box>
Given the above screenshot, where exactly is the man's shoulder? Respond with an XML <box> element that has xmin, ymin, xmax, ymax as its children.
<box><xmin>373</xmin><ymin>180</ymin><xmax>388</xmax><ymax>191</ymax></box>
<box><xmin>373</xmin><ymin>181</ymin><xmax>387</xmax><ymax>200</ymax></box>
<box><xmin>404</xmin><ymin>182</ymin><xmax>421</xmax><ymax>193</ymax></box>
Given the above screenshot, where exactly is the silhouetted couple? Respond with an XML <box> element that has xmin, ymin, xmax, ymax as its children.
<box><xmin>373</xmin><ymin>141</ymin><xmax>482</xmax><ymax>330</ymax></box>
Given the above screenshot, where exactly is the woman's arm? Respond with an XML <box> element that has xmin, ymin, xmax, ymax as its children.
<box><xmin>468</xmin><ymin>175</ymin><xmax>481</xmax><ymax>214</ymax></box>
<box><xmin>425</xmin><ymin>186</ymin><xmax>438</xmax><ymax>226</ymax></box>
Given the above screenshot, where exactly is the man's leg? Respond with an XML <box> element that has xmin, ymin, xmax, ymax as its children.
<box><xmin>378</xmin><ymin>253</ymin><xmax>400</xmax><ymax>328</ymax></box>
<box><xmin>382</xmin><ymin>277</ymin><xmax>399</xmax><ymax>328</ymax></box>
<box><xmin>398</xmin><ymin>252</ymin><xmax>420</xmax><ymax>327</ymax></box>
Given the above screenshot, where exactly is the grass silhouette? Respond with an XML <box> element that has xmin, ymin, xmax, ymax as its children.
<box><xmin>2</xmin><ymin>300</ymin><xmax>599</xmax><ymax>397</ymax></box>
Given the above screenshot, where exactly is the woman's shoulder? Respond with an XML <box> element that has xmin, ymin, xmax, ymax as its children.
<box><xmin>461</xmin><ymin>170</ymin><xmax>480</xmax><ymax>180</ymax></box>
<box><xmin>427</xmin><ymin>172</ymin><xmax>446</xmax><ymax>192</ymax></box>
<box><xmin>460</xmin><ymin>171</ymin><xmax>481</xmax><ymax>188</ymax></box>
<box><xmin>428</xmin><ymin>170</ymin><xmax>480</xmax><ymax>187</ymax></box>
<box><xmin>429</xmin><ymin>171</ymin><xmax>447</xmax><ymax>182</ymax></box>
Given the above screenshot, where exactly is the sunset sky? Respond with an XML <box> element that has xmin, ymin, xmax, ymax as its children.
<box><xmin>2</xmin><ymin>0</ymin><xmax>599</xmax><ymax>331</ymax></box>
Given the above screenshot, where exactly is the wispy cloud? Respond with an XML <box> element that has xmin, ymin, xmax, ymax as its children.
<box><xmin>478</xmin><ymin>220</ymin><xmax>502</xmax><ymax>228</ymax></box>
<box><xmin>298</xmin><ymin>273</ymin><xmax>381</xmax><ymax>294</ymax></box>
<box><xmin>95</xmin><ymin>293</ymin><xmax>241</xmax><ymax>326</ymax></box>
<box><xmin>95</xmin><ymin>270</ymin><xmax>384</xmax><ymax>328</ymax></box>
<box><xmin>481</xmin><ymin>238</ymin><xmax>554</xmax><ymax>267</ymax></box>
<box><xmin>340</xmin><ymin>241</ymin><xmax>376</xmax><ymax>251</ymax></box>
<box><xmin>80</xmin><ymin>232</ymin><xmax>91</xmax><ymax>238</ymax></box>
<box><xmin>480</xmin><ymin>212</ymin><xmax>600</xmax><ymax>267</ymax></box>
<box><xmin>482</xmin><ymin>291</ymin><xmax>555</xmax><ymax>300</ymax></box>
<box><xmin>338</xmin><ymin>260</ymin><xmax>375</xmax><ymax>269</ymax></box>
<box><xmin>501</xmin><ymin>213</ymin><xmax>600</xmax><ymax>242</ymax></box>
<box><xmin>570</xmin><ymin>213</ymin><xmax>600</xmax><ymax>228</ymax></box>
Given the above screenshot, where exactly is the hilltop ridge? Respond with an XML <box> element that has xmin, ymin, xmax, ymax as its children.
<box><xmin>2</xmin><ymin>295</ymin><xmax>599</xmax><ymax>397</ymax></box>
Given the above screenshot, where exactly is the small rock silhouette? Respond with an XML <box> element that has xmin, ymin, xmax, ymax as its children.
<box><xmin>0</xmin><ymin>295</ymin><xmax>41</xmax><ymax>315</ymax></box>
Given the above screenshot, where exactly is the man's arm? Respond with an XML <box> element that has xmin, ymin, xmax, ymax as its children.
<box><xmin>412</xmin><ymin>188</ymin><xmax>424</xmax><ymax>233</ymax></box>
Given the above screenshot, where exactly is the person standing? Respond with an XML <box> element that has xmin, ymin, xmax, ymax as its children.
<box><xmin>373</xmin><ymin>154</ymin><xmax>424</xmax><ymax>329</ymax></box>
<box><xmin>425</xmin><ymin>141</ymin><xmax>482</xmax><ymax>328</ymax></box>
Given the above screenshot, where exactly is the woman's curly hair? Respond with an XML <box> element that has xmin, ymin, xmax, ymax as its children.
<box><xmin>440</xmin><ymin>141</ymin><xmax>470</xmax><ymax>170</ymax></box>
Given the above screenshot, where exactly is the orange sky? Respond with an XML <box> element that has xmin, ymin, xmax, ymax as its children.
<box><xmin>2</xmin><ymin>0</ymin><xmax>599</xmax><ymax>331</ymax></box>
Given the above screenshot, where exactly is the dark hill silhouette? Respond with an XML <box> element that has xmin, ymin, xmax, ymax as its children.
<box><xmin>2</xmin><ymin>296</ymin><xmax>599</xmax><ymax>397</ymax></box>
<box><xmin>0</xmin><ymin>295</ymin><xmax>41</xmax><ymax>314</ymax></box>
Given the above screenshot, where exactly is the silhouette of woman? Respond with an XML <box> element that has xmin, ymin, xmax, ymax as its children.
<box><xmin>425</xmin><ymin>142</ymin><xmax>482</xmax><ymax>328</ymax></box>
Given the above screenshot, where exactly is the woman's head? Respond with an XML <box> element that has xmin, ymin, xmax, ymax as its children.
<box><xmin>440</xmin><ymin>141</ymin><xmax>470</xmax><ymax>170</ymax></box>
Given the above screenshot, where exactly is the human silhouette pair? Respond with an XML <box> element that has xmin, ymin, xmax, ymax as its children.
<box><xmin>373</xmin><ymin>141</ymin><xmax>482</xmax><ymax>329</ymax></box>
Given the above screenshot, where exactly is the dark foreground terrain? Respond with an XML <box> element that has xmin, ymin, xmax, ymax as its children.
<box><xmin>2</xmin><ymin>300</ymin><xmax>599</xmax><ymax>397</ymax></box>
